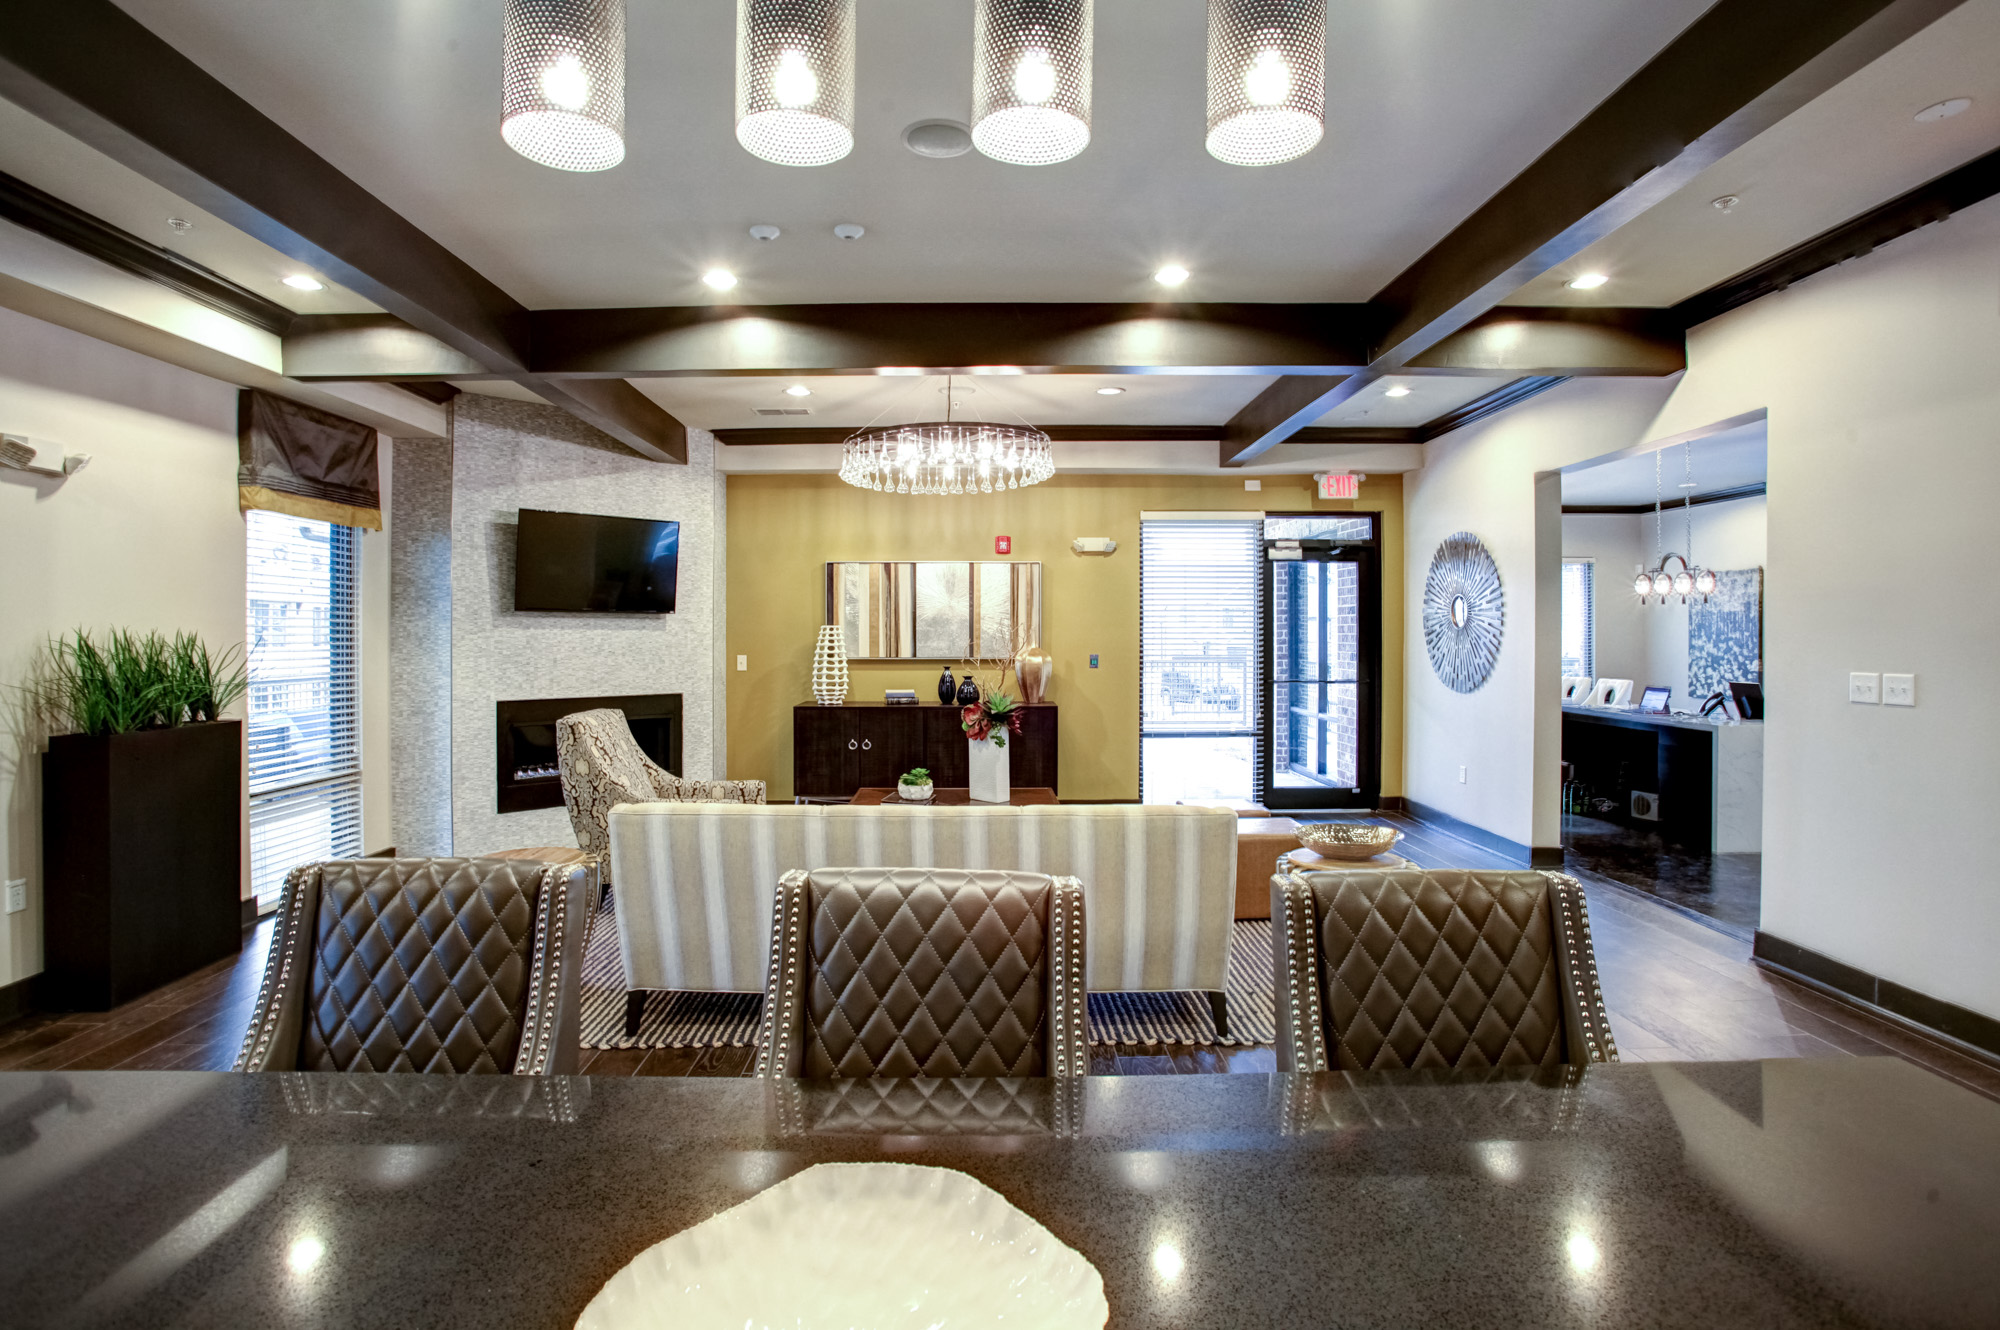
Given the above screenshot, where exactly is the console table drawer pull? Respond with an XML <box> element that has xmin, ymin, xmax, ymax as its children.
<box><xmin>848</xmin><ymin>740</ymin><xmax>858</xmax><ymax>750</ymax></box>
<box><xmin>861</xmin><ymin>740</ymin><xmax>871</xmax><ymax>750</ymax></box>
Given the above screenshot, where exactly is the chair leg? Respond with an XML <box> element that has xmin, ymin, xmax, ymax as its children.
<box><xmin>1207</xmin><ymin>991</ymin><xmax>1229</xmax><ymax>1038</ymax></box>
<box><xmin>624</xmin><ymin>990</ymin><xmax>646</xmax><ymax>1038</ymax></box>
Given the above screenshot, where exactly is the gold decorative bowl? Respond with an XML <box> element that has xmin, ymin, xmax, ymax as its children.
<box><xmin>1294</xmin><ymin>823</ymin><xmax>1404</xmax><ymax>861</ymax></box>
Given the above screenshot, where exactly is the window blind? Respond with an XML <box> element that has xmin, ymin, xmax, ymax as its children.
<box><xmin>1139</xmin><ymin>518</ymin><xmax>1264</xmax><ymax>804</ymax></box>
<box><xmin>1561</xmin><ymin>558</ymin><xmax>1596</xmax><ymax>678</ymax></box>
<box><xmin>246</xmin><ymin>509</ymin><xmax>361</xmax><ymax>906</ymax></box>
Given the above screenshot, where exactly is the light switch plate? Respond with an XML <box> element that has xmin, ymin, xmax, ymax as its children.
<box><xmin>4</xmin><ymin>880</ymin><xmax>24</xmax><ymax>914</ymax></box>
<box><xmin>1883</xmin><ymin>673</ymin><xmax>1916</xmax><ymax>706</ymax></box>
<box><xmin>1849</xmin><ymin>672</ymin><xmax>1881</xmax><ymax>704</ymax></box>
<box><xmin>1243</xmin><ymin>479</ymin><xmax>1261</xmax><ymax>492</ymax></box>
<box><xmin>736</xmin><ymin>655</ymin><xmax>747</xmax><ymax>671</ymax></box>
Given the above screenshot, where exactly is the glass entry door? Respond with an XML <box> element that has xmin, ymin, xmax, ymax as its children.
<box><xmin>1263</xmin><ymin>529</ymin><xmax>1379</xmax><ymax>811</ymax></box>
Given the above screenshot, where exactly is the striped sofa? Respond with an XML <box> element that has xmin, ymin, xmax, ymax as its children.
<box><xmin>606</xmin><ymin>802</ymin><xmax>1237</xmax><ymax>1000</ymax></box>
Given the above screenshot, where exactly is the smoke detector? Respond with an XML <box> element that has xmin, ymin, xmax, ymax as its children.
<box><xmin>833</xmin><ymin>224</ymin><xmax>865</xmax><ymax>241</ymax></box>
<box><xmin>748</xmin><ymin>224</ymin><xmax>781</xmax><ymax>241</ymax></box>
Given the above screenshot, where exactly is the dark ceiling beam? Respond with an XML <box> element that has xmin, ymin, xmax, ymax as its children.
<box><xmin>1220</xmin><ymin>0</ymin><xmax>1968</xmax><ymax>465</ymax></box>
<box><xmin>1406</xmin><ymin>308</ymin><xmax>1684</xmax><ymax>377</ymax></box>
<box><xmin>0</xmin><ymin>0</ymin><xmax>690</xmax><ymax>462</ymax></box>
<box><xmin>1674</xmin><ymin>142</ymin><xmax>2000</xmax><ymax>328</ymax></box>
<box><xmin>527</xmin><ymin>377</ymin><xmax>687</xmax><ymax>464</ymax></box>
<box><xmin>528</xmin><ymin>302</ymin><xmax>1377</xmax><ymax>378</ymax></box>
<box><xmin>0</xmin><ymin>167</ymin><xmax>295</xmax><ymax>335</ymax></box>
<box><xmin>1563</xmin><ymin>482</ymin><xmax>1766</xmax><ymax>516</ymax></box>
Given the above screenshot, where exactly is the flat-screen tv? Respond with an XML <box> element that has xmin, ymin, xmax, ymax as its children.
<box><xmin>513</xmin><ymin>508</ymin><xmax>680</xmax><ymax>613</ymax></box>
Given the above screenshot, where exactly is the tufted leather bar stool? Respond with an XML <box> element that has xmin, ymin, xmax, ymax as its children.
<box><xmin>754</xmin><ymin>867</ymin><xmax>1088</xmax><ymax>1079</ymax></box>
<box><xmin>234</xmin><ymin>857</ymin><xmax>589</xmax><ymax>1075</ymax></box>
<box><xmin>1271</xmin><ymin>868</ymin><xmax>1618</xmax><ymax>1073</ymax></box>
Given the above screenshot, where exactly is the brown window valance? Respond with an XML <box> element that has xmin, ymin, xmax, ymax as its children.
<box><xmin>237</xmin><ymin>389</ymin><xmax>382</xmax><ymax>530</ymax></box>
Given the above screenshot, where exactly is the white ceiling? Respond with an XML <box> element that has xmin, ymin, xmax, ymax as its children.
<box><xmin>0</xmin><ymin>96</ymin><xmax>379</xmax><ymax>316</ymax></box>
<box><xmin>110</xmin><ymin>0</ymin><xmax>1716</xmax><ymax>308</ymax></box>
<box><xmin>1512</xmin><ymin>0</ymin><xmax>2000</xmax><ymax>308</ymax></box>
<box><xmin>1561</xmin><ymin>422</ymin><xmax>1767</xmax><ymax>507</ymax></box>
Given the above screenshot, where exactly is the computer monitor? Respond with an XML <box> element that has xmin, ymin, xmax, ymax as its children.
<box><xmin>1639</xmin><ymin>686</ymin><xmax>1672</xmax><ymax>714</ymax></box>
<box><xmin>1728</xmin><ymin>680</ymin><xmax>1764</xmax><ymax>720</ymax></box>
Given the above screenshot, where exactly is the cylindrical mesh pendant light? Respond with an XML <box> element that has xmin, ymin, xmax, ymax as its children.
<box><xmin>736</xmin><ymin>0</ymin><xmax>856</xmax><ymax>166</ymax></box>
<box><xmin>972</xmin><ymin>0</ymin><xmax>1092</xmax><ymax>166</ymax></box>
<box><xmin>1205</xmin><ymin>0</ymin><xmax>1325</xmax><ymax>166</ymax></box>
<box><xmin>502</xmin><ymin>0</ymin><xmax>626</xmax><ymax>172</ymax></box>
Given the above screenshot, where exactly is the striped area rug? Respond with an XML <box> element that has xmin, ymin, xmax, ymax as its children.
<box><xmin>579</xmin><ymin>896</ymin><xmax>1277</xmax><ymax>1051</ymax></box>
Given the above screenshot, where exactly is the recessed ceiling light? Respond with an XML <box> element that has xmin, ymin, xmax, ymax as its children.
<box><xmin>1711</xmin><ymin>194</ymin><xmax>1740</xmax><ymax>213</ymax></box>
<box><xmin>703</xmin><ymin>269</ymin><xmax>738</xmax><ymax>291</ymax></box>
<box><xmin>1915</xmin><ymin>97</ymin><xmax>1972</xmax><ymax>123</ymax></box>
<box><xmin>1096</xmin><ymin>386</ymin><xmax>1125</xmax><ymax>395</ymax></box>
<box><xmin>784</xmin><ymin>385</ymin><xmax>812</xmax><ymax>397</ymax></box>
<box><xmin>166</xmin><ymin>216</ymin><xmax>193</xmax><ymax>234</ymax></box>
<box><xmin>1567</xmin><ymin>272</ymin><xmax>1609</xmax><ymax>291</ymax></box>
<box><xmin>282</xmin><ymin>274</ymin><xmax>325</xmax><ymax>291</ymax></box>
<box><xmin>1384</xmin><ymin>385</ymin><xmax>1411</xmax><ymax>398</ymax></box>
<box><xmin>1154</xmin><ymin>265</ymin><xmax>1190</xmax><ymax>287</ymax></box>
<box><xmin>748</xmin><ymin>224</ymin><xmax>780</xmax><ymax>241</ymax></box>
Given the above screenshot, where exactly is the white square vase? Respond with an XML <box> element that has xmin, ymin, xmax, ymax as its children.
<box><xmin>968</xmin><ymin>737</ymin><xmax>1010</xmax><ymax>804</ymax></box>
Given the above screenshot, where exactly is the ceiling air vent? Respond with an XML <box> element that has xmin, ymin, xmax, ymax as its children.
<box><xmin>755</xmin><ymin>408</ymin><xmax>812</xmax><ymax>416</ymax></box>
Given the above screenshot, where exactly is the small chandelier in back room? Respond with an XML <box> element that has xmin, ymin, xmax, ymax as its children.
<box><xmin>840</xmin><ymin>378</ymin><xmax>1056</xmax><ymax>495</ymax></box>
<box><xmin>1634</xmin><ymin>443</ymin><xmax>1718</xmax><ymax>604</ymax></box>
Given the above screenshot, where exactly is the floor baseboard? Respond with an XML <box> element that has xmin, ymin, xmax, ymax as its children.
<box><xmin>1754</xmin><ymin>931</ymin><xmax>2000</xmax><ymax>1068</ymax></box>
<box><xmin>1402</xmin><ymin>799</ymin><xmax>1557</xmax><ymax>868</ymax></box>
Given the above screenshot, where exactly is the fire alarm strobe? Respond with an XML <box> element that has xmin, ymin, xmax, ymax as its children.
<box><xmin>995</xmin><ymin>535</ymin><xmax>1011</xmax><ymax>554</ymax></box>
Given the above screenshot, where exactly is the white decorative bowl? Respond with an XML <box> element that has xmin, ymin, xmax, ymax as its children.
<box><xmin>897</xmin><ymin>782</ymin><xmax>934</xmax><ymax>802</ymax></box>
<box><xmin>576</xmin><ymin>1162</ymin><xmax>1108</xmax><ymax>1330</ymax></box>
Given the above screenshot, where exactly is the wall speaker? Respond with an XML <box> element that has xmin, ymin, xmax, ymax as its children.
<box><xmin>1630</xmin><ymin>791</ymin><xmax>1661</xmax><ymax>822</ymax></box>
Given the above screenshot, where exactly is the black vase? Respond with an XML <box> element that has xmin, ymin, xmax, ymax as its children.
<box><xmin>937</xmin><ymin>668</ymin><xmax>956</xmax><ymax>705</ymax></box>
<box><xmin>955</xmin><ymin>676</ymin><xmax>981</xmax><ymax>706</ymax></box>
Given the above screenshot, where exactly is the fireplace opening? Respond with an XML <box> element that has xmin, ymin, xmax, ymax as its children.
<box><xmin>495</xmin><ymin>693</ymin><xmax>682</xmax><ymax>813</ymax></box>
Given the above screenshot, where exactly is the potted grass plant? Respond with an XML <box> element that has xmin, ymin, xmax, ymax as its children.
<box><xmin>35</xmin><ymin>630</ymin><xmax>247</xmax><ymax>1009</ymax></box>
<box><xmin>897</xmin><ymin>767</ymin><xmax>934</xmax><ymax>803</ymax></box>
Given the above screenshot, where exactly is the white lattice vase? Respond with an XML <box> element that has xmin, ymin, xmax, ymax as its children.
<box><xmin>968</xmin><ymin>736</ymin><xmax>1010</xmax><ymax>803</ymax></box>
<box><xmin>811</xmin><ymin>625</ymin><xmax>849</xmax><ymax>706</ymax></box>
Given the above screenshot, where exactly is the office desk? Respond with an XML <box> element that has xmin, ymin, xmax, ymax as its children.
<box><xmin>1562</xmin><ymin>705</ymin><xmax>1764</xmax><ymax>852</ymax></box>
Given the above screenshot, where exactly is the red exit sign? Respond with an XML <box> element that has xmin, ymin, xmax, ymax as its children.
<box><xmin>1316</xmin><ymin>473</ymin><xmax>1359</xmax><ymax>500</ymax></box>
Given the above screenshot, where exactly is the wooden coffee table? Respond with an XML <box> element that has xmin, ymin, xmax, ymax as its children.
<box><xmin>850</xmin><ymin>787</ymin><xmax>1059</xmax><ymax>806</ymax></box>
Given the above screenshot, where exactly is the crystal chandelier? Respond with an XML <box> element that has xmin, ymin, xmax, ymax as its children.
<box><xmin>502</xmin><ymin>0</ymin><xmax>626</xmax><ymax>172</ymax></box>
<box><xmin>972</xmin><ymin>0</ymin><xmax>1094</xmax><ymax>165</ymax></box>
<box><xmin>735</xmin><ymin>0</ymin><xmax>856</xmax><ymax>166</ymax></box>
<box><xmin>1205</xmin><ymin>0</ymin><xmax>1326</xmax><ymax>165</ymax></box>
<box><xmin>840</xmin><ymin>381</ymin><xmax>1055</xmax><ymax>495</ymax></box>
<box><xmin>1634</xmin><ymin>444</ymin><xmax>1718</xmax><ymax>604</ymax></box>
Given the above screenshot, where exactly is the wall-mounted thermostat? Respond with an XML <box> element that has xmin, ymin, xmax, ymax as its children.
<box><xmin>1072</xmin><ymin>537</ymin><xmax>1117</xmax><ymax>556</ymax></box>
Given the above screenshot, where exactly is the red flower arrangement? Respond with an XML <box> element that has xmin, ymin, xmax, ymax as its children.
<box><xmin>961</xmin><ymin>693</ymin><xmax>1023</xmax><ymax>748</ymax></box>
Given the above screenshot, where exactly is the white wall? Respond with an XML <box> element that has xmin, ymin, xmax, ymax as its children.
<box><xmin>1406</xmin><ymin>192</ymin><xmax>2000</xmax><ymax>1020</ymax></box>
<box><xmin>1562</xmin><ymin>494</ymin><xmax>1768</xmax><ymax>705</ymax></box>
<box><xmin>0</xmin><ymin>305</ymin><xmax>247</xmax><ymax>990</ymax></box>
<box><xmin>448</xmin><ymin>396</ymin><xmax>724</xmax><ymax>856</ymax></box>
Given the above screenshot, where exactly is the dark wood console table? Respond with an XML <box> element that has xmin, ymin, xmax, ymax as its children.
<box><xmin>793</xmin><ymin>702</ymin><xmax>1057</xmax><ymax>800</ymax></box>
<box><xmin>851</xmin><ymin>787</ymin><xmax>1058</xmax><ymax>806</ymax></box>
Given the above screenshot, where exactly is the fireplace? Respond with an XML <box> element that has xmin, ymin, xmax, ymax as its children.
<box><xmin>495</xmin><ymin>693</ymin><xmax>682</xmax><ymax>813</ymax></box>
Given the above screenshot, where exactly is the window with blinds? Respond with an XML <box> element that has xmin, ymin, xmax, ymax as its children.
<box><xmin>1139</xmin><ymin>517</ymin><xmax>1264</xmax><ymax>804</ymax></box>
<box><xmin>246</xmin><ymin>509</ymin><xmax>361</xmax><ymax>908</ymax></box>
<box><xmin>1561</xmin><ymin>558</ymin><xmax>1596</xmax><ymax>678</ymax></box>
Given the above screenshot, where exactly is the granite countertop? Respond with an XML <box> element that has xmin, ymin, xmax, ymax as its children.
<box><xmin>1562</xmin><ymin>704</ymin><xmax>1765</xmax><ymax>732</ymax></box>
<box><xmin>2</xmin><ymin>1060</ymin><xmax>1996</xmax><ymax>1327</ymax></box>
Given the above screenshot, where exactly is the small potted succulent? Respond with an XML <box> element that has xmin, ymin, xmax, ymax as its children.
<box><xmin>898</xmin><ymin>767</ymin><xmax>934</xmax><ymax>802</ymax></box>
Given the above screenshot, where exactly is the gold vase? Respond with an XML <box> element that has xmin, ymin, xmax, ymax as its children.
<box><xmin>1014</xmin><ymin>645</ymin><xmax>1053</xmax><ymax>704</ymax></box>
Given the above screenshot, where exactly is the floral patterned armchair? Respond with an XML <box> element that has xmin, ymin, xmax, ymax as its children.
<box><xmin>555</xmin><ymin>709</ymin><xmax>765</xmax><ymax>877</ymax></box>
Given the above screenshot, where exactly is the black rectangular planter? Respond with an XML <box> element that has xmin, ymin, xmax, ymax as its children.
<box><xmin>42</xmin><ymin>722</ymin><xmax>243</xmax><ymax>1011</ymax></box>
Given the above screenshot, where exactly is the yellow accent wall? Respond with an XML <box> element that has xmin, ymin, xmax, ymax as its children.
<box><xmin>725</xmin><ymin>472</ymin><xmax>1404</xmax><ymax>802</ymax></box>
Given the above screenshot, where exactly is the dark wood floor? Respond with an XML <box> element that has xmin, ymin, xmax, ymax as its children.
<box><xmin>1</xmin><ymin>812</ymin><xmax>1993</xmax><ymax>1100</ymax></box>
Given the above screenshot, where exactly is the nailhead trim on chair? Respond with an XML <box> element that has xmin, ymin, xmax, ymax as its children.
<box><xmin>1545</xmin><ymin>872</ymin><xmax>1619</xmax><ymax>1064</ymax></box>
<box><xmin>234</xmin><ymin>862</ymin><xmax>317</xmax><ymax>1072</ymax></box>
<box><xmin>514</xmin><ymin>863</ymin><xmax>573</xmax><ymax>1077</ymax></box>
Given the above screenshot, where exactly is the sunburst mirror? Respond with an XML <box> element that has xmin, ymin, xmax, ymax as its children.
<box><xmin>1423</xmin><ymin>532</ymin><xmax>1504</xmax><ymax>693</ymax></box>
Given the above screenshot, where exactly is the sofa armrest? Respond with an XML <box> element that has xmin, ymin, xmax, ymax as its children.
<box><xmin>1271</xmin><ymin>871</ymin><xmax>1329</xmax><ymax>1075</ymax></box>
<box><xmin>233</xmin><ymin>864</ymin><xmax>322</xmax><ymax>1072</ymax></box>
<box><xmin>515</xmin><ymin>862</ymin><xmax>591</xmax><ymax>1076</ymax></box>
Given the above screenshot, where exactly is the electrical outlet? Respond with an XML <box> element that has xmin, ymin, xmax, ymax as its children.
<box><xmin>1848</xmin><ymin>672</ymin><xmax>1881</xmax><ymax>704</ymax></box>
<box><xmin>736</xmin><ymin>655</ymin><xmax>747</xmax><ymax>671</ymax></box>
<box><xmin>4</xmin><ymin>880</ymin><xmax>24</xmax><ymax>915</ymax></box>
<box><xmin>1883</xmin><ymin>673</ymin><xmax>1916</xmax><ymax>707</ymax></box>
<box><xmin>1458</xmin><ymin>765</ymin><xmax>1468</xmax><ymax>784</ymax></box>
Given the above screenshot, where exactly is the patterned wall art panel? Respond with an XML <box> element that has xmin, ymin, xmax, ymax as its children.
<box><xmin>1422</xmin><ymin>532</ymin><xmax>1505</xmax><ymax>694</ymax></box>
<box><xmin>1688</xmin><ymin>567</ymin><xmax>1763</xmax><ymax>699</ymax></box>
